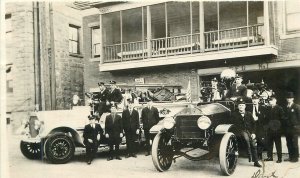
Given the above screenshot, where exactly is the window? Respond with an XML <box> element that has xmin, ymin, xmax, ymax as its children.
<box><xmin>69</xmin><ymin>25</ymin><xmax>80</xmax><ymax>54</ymax></box>
<box><xmin>6</xmin><ymin>65</ymin><xmax>13</xmax><ymax>93</ymax></box>
<box><xmin>92</xmin><ymin>26</ymin><xmax>100</xmax><ymax>58</ymax></box>
<box><xmin>285</xmin><ymin>0</ymin><xmax>300</xmax><ymax>33</ymax></box>
<box><xmin>6</xmin><ymin>14</ymin><xmax>12</xmax><ymax>40</ymax></box>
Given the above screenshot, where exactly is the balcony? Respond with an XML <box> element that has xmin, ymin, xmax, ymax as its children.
<box><xmin>99</xmin><ymin>1</ymin><xmax>277</xmax><ymax>71</ymax></box>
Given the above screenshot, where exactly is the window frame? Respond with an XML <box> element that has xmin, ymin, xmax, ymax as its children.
<box><xmin>281</xmin><ymin>1</ymin><xmax>300</xmax><ymax>39</ymax></box>
<box><xmin>91</xmin><ymin>26</ymin><xmax>101</xmax><ymax>58</ymax></box>
<box><xmin>69</xmin><ymin>24</ymin><xmax>81</xmax><ymax>55</ymax></box>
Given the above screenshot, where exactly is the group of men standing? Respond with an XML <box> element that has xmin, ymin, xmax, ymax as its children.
<box><xmin>229</xmin><ymin>75</ymin><xmax>300</xmax><ymax>167</ymax></box>
<box><xmin>83</xmin><ymin>80</ymin><xmax>160</xmax><ymax>164</ymax></box>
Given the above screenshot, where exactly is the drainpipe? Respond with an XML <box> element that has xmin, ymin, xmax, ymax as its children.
<box><xmin>49</xmin><ymin>2</ymin><xmax>56</xmax><ymax>110</ymax></box>
<box><xmin>33</xmin><ymin>2</ymin><xmax>41</xmax><ymax>110</ymax></box>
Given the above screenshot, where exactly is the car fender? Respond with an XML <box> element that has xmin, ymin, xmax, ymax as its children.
<box><xmin>214</xmin><ymin>124</ymin><xmax>235</xmax><ymax>134</ymax></box>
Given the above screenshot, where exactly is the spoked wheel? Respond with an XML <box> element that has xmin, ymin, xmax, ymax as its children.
<box><xmin>20</xmin><ymin>141</ymin><xmax>42</xmax><ymax>160</ymax></box>
<box><xmin>152</xmin><ymin>132</ymin><xmax>173</xmax><ymax>172</ymax></box>
<box><xmin>219</xmin><ymin>132</ymin><xmax>239</xmax><ymax>176</ymax></box>
<box><xmin>45</xmin><ymin>135</ymin><xmax>75</xmax><ymax>164</ymax></box>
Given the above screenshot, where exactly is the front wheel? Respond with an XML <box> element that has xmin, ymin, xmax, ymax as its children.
<box><xmin>45</xmin><ymin>134</ymin><xmax>75</xmax><ymax>164</ymax></box>
<box><xmin>219</xmin><ymin>132</ymin><xmax>239</xmax><ymax>176</ymax></box>
<box><xmin>152</xmin><ymin>132</ymin><xmax>173</xmax><ymax>172</ymax></box>
<box><xmin>20</xmin><ymin>141</ymin><xmax>42</xmax><ymax>160</ymax></box>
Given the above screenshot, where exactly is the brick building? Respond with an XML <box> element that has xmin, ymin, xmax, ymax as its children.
<box><xmin>5</xmin><ymin>2</ymin><xmax>97</xmax><ymax>125</ymax></box>
<box><xmin>5</xmin><ymin>1</ymin><xmax>300</xmax><ymax>125</ymax></box>
<box><xmin>82</xmin><ymin>1</ymin><xmax>300</xmax><ymax>105</ymax></box>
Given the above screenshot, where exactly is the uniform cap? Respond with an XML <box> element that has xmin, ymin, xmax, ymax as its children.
<box><xmin>98</xmin><ymin>82</ymin><xmax>105</xmax><ymax>86</ymax></box>
<box><xmin>109</xmin><ymin>81</ymin><xmax>116</xmax><ymax>84</ymax></box>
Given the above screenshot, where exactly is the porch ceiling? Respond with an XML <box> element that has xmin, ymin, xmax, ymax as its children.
<box><xmin>99</xmin><ymin>45</ymin><xmax>278</xmax><ymax>72</ymax></box>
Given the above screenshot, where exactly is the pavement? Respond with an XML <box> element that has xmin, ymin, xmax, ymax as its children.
<box><xmin>5</xmin><ymin>124</ymin><xmax>300</xmax><ymax>178</ymax></box>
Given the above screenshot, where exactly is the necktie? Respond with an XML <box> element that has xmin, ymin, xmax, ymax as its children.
<box><xmin>91</xmin><ymin>124</ymin><xmax>94</xmax><ymax>128</ymax></box>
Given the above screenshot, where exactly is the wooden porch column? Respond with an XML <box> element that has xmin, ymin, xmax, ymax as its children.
<box><xmin>264</xmin><ymin>1</ymin><xmax>270</xmax><ymax>45</ymax></box>
<box><xmin>217</xmin><ymin>1</ymin><xmax>220</xmax><ymax>51</ymax></box>
<box><xmin>199</xmin><ymin>1</ymin><xmax>204</xmax><ymax>52</ymax></box>
<box><xmin>99</xmin><ymin>14</ymin><xmax>104</xmax><ymax>64</ymax></box>
<box><xmin>147</xmin><ymin>6</ymin><xmax>151</xmax><ymax>58</ymax></box>
<box><xmin>190</xmin><ymin>1</ymin><xmax>193</xmax><ymax>54</ymax></box>
<box><xmin>165</xmin><ymin>2</ymin><xmax>168</xmax><ymax>57</ymax></box>
<box><xmin>246</xmin><ymin>1</ymin><xmax>249</xmax><ymax>47</ymax></box>
<box><xmin>120</xmin><ymin>11</ymin><xmax>123</xmax><ymax>62</ymax></box>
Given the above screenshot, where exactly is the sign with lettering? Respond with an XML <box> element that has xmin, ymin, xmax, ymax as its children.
<box><xmin>135</xmin><ymin>78</ymin><xmax>144</xmax><ymax>84</ymax></box>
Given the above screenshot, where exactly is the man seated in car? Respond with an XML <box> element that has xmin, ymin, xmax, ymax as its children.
<box><xmin>226</xmin><ymin>74</ymin><xmax>247</xmax><ymax>101</ymax></box>
<box><xmin>231</xmin><ymin>98</ymin><xmax>262</xmax><ymax>167</ymax></box>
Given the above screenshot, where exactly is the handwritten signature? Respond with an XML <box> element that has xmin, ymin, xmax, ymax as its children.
<box><xmin>251</xmin><ymin>170</ymin><xmax>278</xmax><ymax>178</ymax></box>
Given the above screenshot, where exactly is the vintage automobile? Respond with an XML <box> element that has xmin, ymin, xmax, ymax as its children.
<box><xmin>19</xmin><ymin>99</ymin><xmax>191</xmax><ymax>164</ymax></box>
<box><xmin>150</xmin><ymin>69</ymin><xmax>274</xmax><ymax>175</ymax></box>
<box><xmin>150</xmin><ymin>101</ymin><xmax>239</xmax><ymax>176</ymax></box>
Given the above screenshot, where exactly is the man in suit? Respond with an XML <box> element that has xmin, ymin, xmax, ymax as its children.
<box><xmin>141</xmin><ymin>100</ymin><xmax>160</xmax><ymax>156</ymax></box>
<box><xmin>231</xmin><ymin>98</ymin><xmax>262</xmax><ymax>167</ymax></box>
<box><xmin>226</xmin><ymin>74</ymin><xmax>247</xmax><ymax>101</ymax></box>
<box><xmin>83</xmin><ymin>115</ymin><xmax>103</xmax><ymax>165</ymax></box>
<box><xmin>122</xmin><ymin>100</ymin><xmax>140</xmax><ymax>158</ymax></box>
<box><xmin>264</xmin><ymin>96</ymin><xmax>284</xmax><ymax>163</ymax></box>
<box><xmin>283</xmin><ymin>92</ymin><xmax>300</xmax><ymax>162</ymax></box>
<box><xmin>105</xmin><ymin>105</ymin><xmax>124</xmax><ymax>161</ymax></box>
<box><xmin>94</xmin><ymin>82</ymin><xmax>109</xmax><ymax>120</ymax></box>
<box><xmin>106</xmin><ymin>81</ymin><xmax>123</xmax><ymax>110</ymax></box>
<box><xmin>247</xmin><ymin>93</ymin><xmax>268</xmax><ymax>159</ymax></box>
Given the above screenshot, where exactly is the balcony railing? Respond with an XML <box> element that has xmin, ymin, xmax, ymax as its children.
<box><xmin>103</xmin><ymin>24</ymin><xmax>265</xmax><ymax>63</ymax></box>
<box><xmin>204</xmin><ymin>24</ymin><xmax>264</xmax><ymax>51</ymax></box>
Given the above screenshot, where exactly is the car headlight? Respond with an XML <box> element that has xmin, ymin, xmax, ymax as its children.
<box><xmin>34</xmin><ymin>120</ymin><xmax>44</xmax><ymax>133</ymax></box>
<box><xmin>163</xmin><ymin>117</ymin><xmax>175</xmax><ymax>129</ymax></box>
<box><xmin>197</xmin><ymin>116</ymin><xmax>211</xmax><ymax>130</ymax></box>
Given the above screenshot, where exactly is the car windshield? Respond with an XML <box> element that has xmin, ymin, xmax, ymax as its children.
<box><xmin>197</xmin><ymin>103</ymin><xmax>230</xmax><ymax>115</ymax></box>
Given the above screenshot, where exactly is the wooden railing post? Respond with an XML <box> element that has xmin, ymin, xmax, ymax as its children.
<box><xmin>264</xmin><ymin>1</ymin><xmax>270</xmax><ymax>45</ymax></box>
<box><xmin>100</xmin><ymin>14</ymin><xmax>104</xmax><ymax>64</ymax></box>
<box><xmin>147</xmin><ymin>6</ymin><xmax>151</xmax><ymax>58</ymax></box>
<box><xmin>199</xmin><ymin>1</ymin><xmax>205</xmax><ymax>52</ymax></box>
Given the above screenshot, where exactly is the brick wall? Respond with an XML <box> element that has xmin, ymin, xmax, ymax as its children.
<box><xmin>52</xmin><ymin>3</ymin><xmax>84</xmax><ymax>109</ymax></box>
<box><xmin>5</xmin><ymin>2</ymin><xmax>35</xmax><ymax>114</ymax></box>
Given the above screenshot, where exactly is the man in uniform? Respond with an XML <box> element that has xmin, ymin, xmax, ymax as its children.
<box><xmin>106</xmin><ymin>81</ymin><xmax>123</xmax><ymax>110</ymax></box>
<box><xmin>264</xmin><ymin>96</ymin><xmax>284</xmax><ymax>163</ymax></box>
<box><xmin>226</xmin><ymin>74</ymin><xmax>247</xmax><ymax>100</ymax></box>
<box><xmin>231</xmin><ymin>98</ymin><xmax>262</xmax><ymax>167</ymax></box>
<box><xmin>94</xmin><ymin>82</ymin><xmax>109</xmax><ymax>120</ymax></box>
<box><xmin>83</xmin><ymin>115</ymin><xmax>103</xmax><ymax>165</ymax></box>
<box><xmin>141</xmin><ymin>100</ymin><xmax>160</xmax><ymax>156</ymax></box>
<box><xmin>105</xmin><ymin>106</ymin><xmax>123</xmax><ymax>161</ymax></box>
<box><xmin>122</xmin><ymin>100</ymin><xmax>140</xmax><ymax>158</ymax></box>
<box><xmin>283</xmin><ymin>92</ymin><xmax>300</xmax><ymax>162</ymax></box>
<box><xmin>247</xmin><ymin>93</ymin><xmax>267</xmax><ymax>159</ymax></box>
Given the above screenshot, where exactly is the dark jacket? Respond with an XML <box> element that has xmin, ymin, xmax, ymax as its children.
<box><xmin>231</xmin><ymin>111</ymin><xmax>256</xmax><ymax>135</ymax></box>
<box><xmin>107</xmin><ymin>88</ymin><xmax>123</xmax><ymax>103</ymax></box>
<box><xmin>227</xmin><ymin>84</ymin><xmax>247</xmax><ymax>98</ymax></box>
<box><xmin>105</xmin><ymin>114</ymin><xmax>123</xmax><ymax>144</ymax></box>
<box><xmin>95</xmin><ymin>88</ymin><xmax>109</xmax><ymax>102</ymax></box>
<box><xmin>283</xmin><ymin>103</ymin><xmax>300</xmax><ymax>133</ymax></box>
<box><xmin>83</xmin><ymin>123</ymin><xmax>103</xmax><ymax>145</ymax></box>
<box><xmin>141</xmin><ymin>106</ymin><xmax>159</xmax><ymax>130</ymax></box>
<box><xmin>247</xmin><ymin>104</ymin><xmax>268</xmax><ymax>135</ymax></box>
<box><xmin>265</xmin><ymin>105</ymin><xmax>284</xmax><ymax>133</ymax></box>
<box><xmin>122</xmin><ymin>109</ymin><xmax>140</xmax><ymax>133</ymax></box>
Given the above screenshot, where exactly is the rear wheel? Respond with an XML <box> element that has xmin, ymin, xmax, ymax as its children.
<box><xmin>152</xmin><ymin>132</ymin><xmax>173</xmax><ymax>172</ymax></box>
<box><xmin>45</xmin><ymin>134</ymin><xmax>75</xmax><ymax>164</ymax></box>
<box><xmin>219</xmin><ymin>132</ymin><xmax>239</xmax><ymax>176</ymax></box>
<box><xmin>20</xmin><ymin>141</ymin><xmax>42</xmax><ymax>160</ymax></box>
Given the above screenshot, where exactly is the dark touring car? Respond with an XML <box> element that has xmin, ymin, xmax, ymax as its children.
<box><xmin>150</xmin><ymin>102</ymin><xmax>240</xmax><ymax>176</ymax></box>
